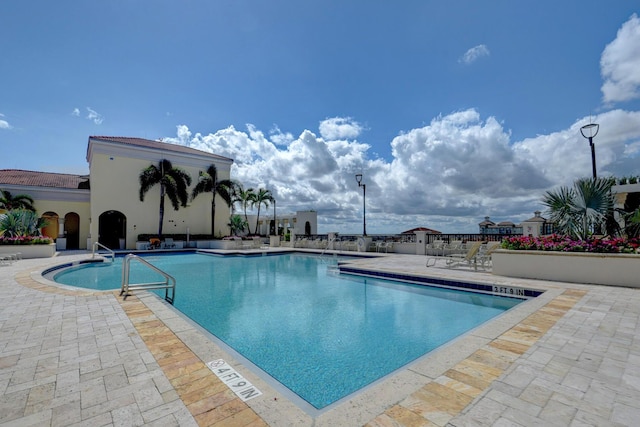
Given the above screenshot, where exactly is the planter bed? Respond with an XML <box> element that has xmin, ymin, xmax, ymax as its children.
<box><xmin>492</xmin><ymin>249</ymin><xmax>640</xmax><ymax>288</ymax></box>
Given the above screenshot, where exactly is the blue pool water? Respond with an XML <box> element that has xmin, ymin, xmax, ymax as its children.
<box><xmin>53</xmin><ymin>252</ymin><xmax>522</xmax><ymax>409</ymax></box>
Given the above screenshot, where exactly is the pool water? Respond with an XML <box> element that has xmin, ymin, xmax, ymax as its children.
<box><xmin>53</xmin><ymin>252</ymin><xmax>522</xmax><ymax>409</ymax></box>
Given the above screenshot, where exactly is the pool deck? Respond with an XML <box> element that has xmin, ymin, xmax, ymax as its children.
<box><xmin>1</xmin><ymin>249</ymin><xmax>639</xmax><ymax>426</ymax></box>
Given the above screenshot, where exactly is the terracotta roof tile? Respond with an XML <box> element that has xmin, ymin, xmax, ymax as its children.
<box><xmin>0</xmin><ymin>169</ymin><xmax>89</xmax><ymax>190</ymax></box>
<box><xmin>89</xmin><ymin>136</ymin><xmax>233</xmax><ymax>161</ymax></box>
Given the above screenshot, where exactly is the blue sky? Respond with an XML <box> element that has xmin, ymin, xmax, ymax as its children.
<box><xmin>2</xmin><ymin>1</ymin><xmax>640</xmax><ymax>233</ymax></box>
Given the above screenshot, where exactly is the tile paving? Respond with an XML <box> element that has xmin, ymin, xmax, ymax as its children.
<box><xmin>1</xmin><ymin>251</ymin><xmax>639</xmax><ymax>426</ymax></box>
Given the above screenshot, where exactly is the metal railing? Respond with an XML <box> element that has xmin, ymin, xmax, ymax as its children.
<box><xmin>92</xmin><ymin>241</ymin><xmax>115</xmax><ymax>262</ymax></box>
<box><xmin>120</xmin><ymin>254</ymin><xmax>175</xmax><ymax>304</ymax></box>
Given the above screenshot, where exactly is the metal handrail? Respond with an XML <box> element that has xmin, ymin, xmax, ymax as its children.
<box><xmin>92</xmin><ymin>241</ymin><xmax>115</xmax><ymax>262</ymax></box>
<box><xmin>120</xmin><ymin>254</ymin><xmax>175</xmax><ymax>304</ymax></box>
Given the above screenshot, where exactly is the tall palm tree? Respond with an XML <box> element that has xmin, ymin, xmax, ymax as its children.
<box><xmin>252</xmin><ymin>188</ymin><xmax>274</xmax><ymax>235</ymax></box>
<box><xmin>0</xmin><ymin>189</ymin><xmax>36</xmax><ymax>212</ymax></box>
<box><xmin>235</xmin><ymin>186</ymin><xmax>256</xmax><ymax>234</ymax></box>
<box><xmin>139</xmin><ymin>159</ymin><xmax>192</xmax><ymax>238</ymax></box>
<box><xmin>542</xmin><ymin>177</ymin><xmax>615</xmax><ymax>239</ymax></box>
<box><xmin>191</xmin><ymin>164</ymin><xmax>237</xmax><ymax>237</ymax></box>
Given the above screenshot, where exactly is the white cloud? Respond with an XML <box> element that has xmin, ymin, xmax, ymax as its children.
<box><xmin>0</xmin><ymin>113</ymin><xmax>10</xmax><ymax>130</ymax></box>
<box><xmin>71</xmin><ymin>108</ymin><xmax>80</xmax><ymax>117</ymax></box>
<box><xmin>318</xmin><ymin>117</ymin><xmax>363</xmax><ymax>140</ymax></box>
<box><xmin>163</xmin><ymin>109</ymin><xmax>640</xmax><ymax>233</ymax></box>
<box><xmin>601</xmin><ymin>13</ymin><xmax>640</xmax><ymax>104</ymax></box>
<box><xmin>86</xmin><ymin>107</ymin><xmax>104</xmax><ymax>125</ymax></box>
<box><xmin>459</xmin><ymin>44</ymin><xmax>490</xmax><ymax>65</ymax></box>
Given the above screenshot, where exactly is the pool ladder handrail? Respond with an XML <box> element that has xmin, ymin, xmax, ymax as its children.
<box><xmin>120</xmin><ymin>253</ymin><xmax>176</xmax><ymax>304</ymax></box>
<box><xmin>92</xmin><ymin>241</ymin><xmax>115</xmax><ymax>263</ymax></box>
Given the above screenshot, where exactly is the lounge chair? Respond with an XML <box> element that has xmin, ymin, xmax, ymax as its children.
<box><xmin>476</xmin><ymin>241</ymin><xmax>502</xmax><ymax>269</ymax></box>
<box><xmin>149</xmin><ymin>238</ymin><xmax>161</xmax><ymax>250</ymax></box>
<box><xmin>377</xmin><ymin>241</ymin><xmax>393</xmax><ymax>253</ymax></box>
<box><xmin>163</xmin><ymin>238</ymin><xmax>176</xmax><ymax>249</ymax></box>
<box><xmin>445</xmin><ymin>240</ymin><xmax>465</xmax><ymax>255</ymax></box>
<box><xmin>426</xmin><ymin>240</ymin><xmax>446</xmax><ymax>256</ymax></box>
<box><xmin>445</xmin><ymin>241</ymin><xmax>484</xmax><ymax>270</ymax></box>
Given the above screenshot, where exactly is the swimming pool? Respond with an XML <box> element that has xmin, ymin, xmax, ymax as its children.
<box><xmin>52</xmin><ymin>252</ymin><xmax>524</xmax><ymax>410</ymax></box>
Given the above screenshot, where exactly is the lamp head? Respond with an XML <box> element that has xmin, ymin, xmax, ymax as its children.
<box><xmin>355</xmin><ymin>173</ymin><xmax>363</xmax><ymax>185</ymax></box>
<box><xmin>580</xmin><ymin>123</ymin><xmax>599</xmax><ymax>139</ymax></box>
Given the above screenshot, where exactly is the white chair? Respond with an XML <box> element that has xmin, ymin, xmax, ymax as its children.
<box><xmin>376</xmin><ymin>241</ymin><xmax>389</xmax><ymax>252</ymax></box>
<box><xmin>445</xmin><ymin>241</ymin><xmax>484</xmax><ymax>270</ymax></box>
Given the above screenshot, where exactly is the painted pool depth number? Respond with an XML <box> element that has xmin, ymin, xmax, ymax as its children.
<box><xmin>492</xmin><ymin>285</ymin><xmax>525</xmax><ymax>297</ymax></box>
<box><xmin>207</xmin><ymin>359</ymin><xmax>263</xmax><ymax>402</ymax></box>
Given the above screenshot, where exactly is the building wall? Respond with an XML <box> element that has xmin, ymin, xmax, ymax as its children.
<box><xmin>88</xmin><ymin>141</ymin><xmax>233</xmax><ymax>248</ymax></box>
<box><xmin>0</xmin><ymin>184</ymin><xmax>91</xmax><ymax>249</ymax></box>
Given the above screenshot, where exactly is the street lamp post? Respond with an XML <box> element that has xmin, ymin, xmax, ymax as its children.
<box><xmin>355</xmin><ymin>173</ymin><xmax>367</xmax><ymax>236</ymax></box>
<box><xmin>580</xmin><ymin>122</ymin><xmax>599</xmax><ymax>179</ymax></box>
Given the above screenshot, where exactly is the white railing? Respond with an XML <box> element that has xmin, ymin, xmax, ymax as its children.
<box><xmin>120</xmin><ymin>254</ymin><xmax>175</xmax><ymax>304</ymax></box>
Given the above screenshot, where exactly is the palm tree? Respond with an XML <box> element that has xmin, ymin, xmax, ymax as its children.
<box><xmin>139</xmin><ymin>159</ymin><xmax>192</xmax><ymax>238</ymax></box>
<box><xmin>228</xmin><ymin>214</ymin><xmax>247</xmax><ymax>236</ymax></box>
<box><xmin>191</xmin><ymin>164</ymin><xmax>237</xmax><ymax>237</ymax></box>
<box><xmin>252</xmin><ymin>188</ymin><xmax>274</xmax><ymax>235</ymax></box>
<box><xmin>0</xmin><ymin>189</ymin><xmax>36</xmax><ymax>212</ymax></box>
<box><xmin>235</xmin><ymin>186</ymin><xmax>256</xmax><ymax>234</ymax></box>
<box><xmin>542</xmin><ymin>177</ymin><xmax>615</xmax><ymax>239</ymax></box>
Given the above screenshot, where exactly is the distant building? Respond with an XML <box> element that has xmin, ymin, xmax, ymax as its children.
<box><xmin>479</xmin><ymin>211</ymin><xmax>554</xmax><ymax>237</ymax></box>
<box><xmin>479</xmin><ymin>217</ymin><xmax>522</xmax><ymax>235</ymax></box>
<box><xmin>247</xmin><ymin>210</ymin><xmax>318</xmax><ymax>236</ymax></box>
<box><xmin>401</xmin><ymin>227</ymin><xmax>441</xmax><ymax>234</ymax></box>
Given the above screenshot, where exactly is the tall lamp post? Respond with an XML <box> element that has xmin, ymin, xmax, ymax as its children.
<box><xmin>580</xmin><ymin>122</ymin><xmax>599</xmax><ymax>179</ymax></box>
<box><xmin>355</xmin><ymin>173</ymin><xmax>367</xmax><ymax>236</ymax></box>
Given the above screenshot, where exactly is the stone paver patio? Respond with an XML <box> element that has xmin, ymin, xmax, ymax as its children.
<box><xmin>1</xmin><ymin>250</ymin><xmax>639</xmax><ymax>426</ymax></box>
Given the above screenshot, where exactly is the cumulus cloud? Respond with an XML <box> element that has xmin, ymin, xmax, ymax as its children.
<box><xmin>601</xmin><ymin>14</ymin><xmax>640</xmax><ymax>104</ymax></box>
<box><xmin>71</xmin><ymin>108</ymin><xmax>80</xmax><ymax>117</ymax></box>
<box><xmin>0</xmin><ymin>113</ymin><xmax>10</xmax><ymax>129</ymax></box>
<box><xmin>318</xmin><ymin>117</ymin><xmax>363</xmax><ymax>140</ymax></box>
<box><xmin>162</xmin><ymin>108</ymin><xmax>640</xmax><ymax>233</ymax></box>
<box><xmin>86</xmin><ymin>107</ymin><xmax>104</xmax><ymax>124</ymax></box>
<box><xmin>459</xmin><ymin>44</ymin><xmax>490</xmax><ymax>64</ymax></box>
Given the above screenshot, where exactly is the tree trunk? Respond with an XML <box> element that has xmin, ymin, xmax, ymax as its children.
<box><xmin>254</xmin><ymin>205</ymin><xmax>261</xmax><ymax>235</ymax></box>
<box><xmin>158</xmin><ymin>184</ymin><xmax>165</xmax><ymax>238</ymax></box>
<box><xmin>211</xmin><ymin>197</ymin><xmax>216</xmax><ymax>237</ymax></box>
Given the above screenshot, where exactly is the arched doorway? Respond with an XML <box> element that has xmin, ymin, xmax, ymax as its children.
<box><xmin>305</xmin><ymin>221</ymin><xmax>311</xmax><ymax>236</ymax></box>
<box><xmin>99</xmin><ymin>210</ymin><xmax>126</xmax><ymax>249</ymax></box>
<box><xmin>41</xmin><ymin>212</ymin><xmax>59</xmax><ymax>241</ymax></box>
<box><xmin>64</xmin><ymin>212</ymin><xmax>80</xmax><ymax>250</ymax></box>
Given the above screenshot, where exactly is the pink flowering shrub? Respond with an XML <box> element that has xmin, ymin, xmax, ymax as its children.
<box><xmin>0</xmin><ymin>236</ymin><xmax>53</xmax><ymax>245</ymax></box>
<box><xmin>501</xmin><ymin>234</ymin><xmax>640</xmax><ymax>254</ymax></box>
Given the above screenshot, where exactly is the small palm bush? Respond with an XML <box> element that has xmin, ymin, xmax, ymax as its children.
<box><xmin>0</xmin><ymin>210</ymin><xmax>51</xmax><ymax>244</ymax></box>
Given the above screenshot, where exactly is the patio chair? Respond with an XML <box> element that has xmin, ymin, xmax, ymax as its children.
<box><xmin>445</xmin><ymin>241</ymin><xmax>484</xmax><ymax>270</ymax></box>
<box><xmin>163</xmin><ymin>238</ymin><xmax>176</xmax><ymax>249</ymax></box>
<box><xmin>476</xmin><ymin>241</ymin><xmax>502</xmax><ymax>269</ymax></box>
<box><xmin>1</xmin><ymin>253</ymin><xmax>20</xmax><ymax>265</ymax></box>
<box><xmin>445</xmin><ymin>240</ymin><xmax>465</xmax><ymax>255</ymax></box>
<box><xmin>377</xmin><ymin>241</ymin><xmax>392</xmax><ymax>253</ymax></box>
<box><xmin>426</xmin><ymin>240</ymin><xmax>446</xmax><ymax>256</ymax></box>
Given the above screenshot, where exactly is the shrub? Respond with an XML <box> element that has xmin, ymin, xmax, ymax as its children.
<box><xmin>0</xmin><ymin>235</ymin><xmax>53</xmax><ymax>245</ymax></box>
<box><xmin>0</xmin><ymin>210</ymin><xmax>49</xmax><ymax>241</ymax></box>
<box><xmin>501</xmin><ymin>234</ymin><xmax>640</xmax><ymax>254</ymax></box>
